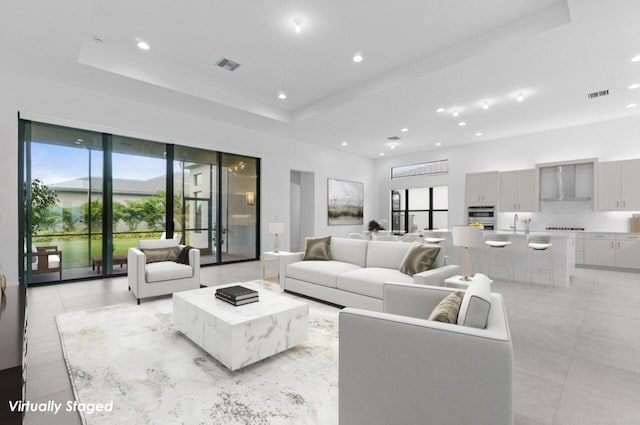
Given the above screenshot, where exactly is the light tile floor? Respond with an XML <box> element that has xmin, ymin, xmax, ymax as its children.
<box><xmin>23</xmin><ymin>264</ymin><xmax>640</xmax><ymax>425</ymax></box>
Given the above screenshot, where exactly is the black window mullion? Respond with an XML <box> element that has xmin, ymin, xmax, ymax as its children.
<box><xmin>216</xmin><ymin>152</ymin><xmax>223</xmax><ymax>263</ymax></box>
<box><xmin>165</xmin><ymin>144</ymin><xmax>174</xmax><ymax>240</ymax></box>
<box><xmin>102</xmin><ymin>134</ymin><xmax>113</xmax><ymax>276</ymax></box>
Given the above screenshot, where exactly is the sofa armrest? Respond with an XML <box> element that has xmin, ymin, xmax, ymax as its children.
<box><xmin>413</xmin><ymin>264</ymin><xmax>460</xmax><ymax>286</ymax></box>
<box><xmin>339</xmin><ymin>308</ymin><xmax>513</xmax><ymax>425</ymax></box>
<box><xmin>189</xmin><ymin>248</ymin><xmax>200</xmax><ymax>279</ymax></box>
<box><xmin>281</xmin><ymin>252</ymin><xmax>305</xmax><ymax>287</ymax></box>
<box><xmin>127</xmin><ymin>248</ymin><xmax>146</xmax><ymax>289</ymax></box>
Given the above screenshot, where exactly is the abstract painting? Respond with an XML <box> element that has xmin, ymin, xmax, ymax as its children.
<box><xmin>327</xmin><ymin>178</ymin><xmax>364</xmax><ymax>225</ymax></box>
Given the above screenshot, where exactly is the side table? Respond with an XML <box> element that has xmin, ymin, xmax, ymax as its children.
<box><xmin>444</xmin><ymin>274</ymin><xmax>493</xmax><ymax>289</ymax></box>
<box><xmin>261</xmin><ymin>251</ymin><xmax>301</xmax><ymax>286</ymax></box>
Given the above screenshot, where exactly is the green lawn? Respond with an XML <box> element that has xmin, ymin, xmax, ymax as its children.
<box><xmin>33</xmin><ymin>233</ymin><xmax>162</xmax><ymax>268</ymax></box>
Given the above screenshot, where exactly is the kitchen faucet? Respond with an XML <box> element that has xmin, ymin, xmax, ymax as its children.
<box><xmin>512</xmin><ymin>213</ymin><xmax>519</xmax><ymax>233</ymax></box>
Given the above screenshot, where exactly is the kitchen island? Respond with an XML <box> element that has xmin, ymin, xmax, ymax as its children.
<box><xmin>432</xmin><ymin>229</ymin><xmax>576</xmax><ymax>287</ymax></box>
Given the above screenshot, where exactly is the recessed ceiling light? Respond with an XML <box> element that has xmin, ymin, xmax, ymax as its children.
<box><xmin>74</xmin><ymin>139</ymin><xmax>84</xmax><ymax>145</ymax></box>
<box><xmin>628</xmin><ymin>83</ymin><xmax>640</xmax><ymax>90</ymax></box>
<box><xmin>136</xmin><ymin>40</ymin><xmax>150</xmax><ymax>50</ymax></box>
<box><xmin>452</xmin><ymin>110</ymin><xmax>459</xmax><ymax>117</ymax></box>
<box><xmin>458</xmin><ymin>121</ymin><xmax>467</xmax><ymax>126</ymax></box>
<box><xmin>353</xmin><ymin>52</ymin><xmax>364</xmax><ymax>63</ymax></box>
<box><xmin>475</xmin><ymin>132</ymin><xmax>483</xmax><ymax>136</ymax></box>
<box><xmin>631</xmin><ymin>55</ymin><xmax>640</xmax><ymax>63</ymax></box>
<box><xmin>400</xmin><ymin>128</ymin><xmax>408</xmax><ymax>132</ymax></box>
<box><xmin>293</xmin><ymin>18</ymin><xmax>302</xmax><ymax>33</ymax></box>
<box><xmin>626</xmin><ymin>103</ymin><xmax>638</xmax><ymax>108</ymax></box>
<box><xmin>482</xmin><ymin>101</ymin><xmax>490</xmax><ymax>110</ymax></box>
<box><xmin>436</xmin><ymin>107</ymin><xmax>445</xmax><ymax>113</ymax></box>
<box><xmin>278</xmin><ymin>92</ymin><xmax>287</xmax><ymax>100</ymax></box>
<box><xmin>517</xmin><ymin>92</ymin><xmax>525</xmax><ymax>102</ymax></box>
<box><xmin>378</xmin><ymin>152</ymin><xmax>385</xmax><ymax>156</ymax></box>
<box><xmin>435</xmin><ymin>142</ymin><xmax>442</xmax><ymax>146</ymax></box>
<box><xmin>341</xmin><ymin>141</ymin><xmax>348</xmax><ymax>146</ymax></box>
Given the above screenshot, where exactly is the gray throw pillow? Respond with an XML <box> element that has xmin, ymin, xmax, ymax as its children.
<box><xmin>142</xmin><ymin>247</ymin><xmax>181</xmax><ymax>264</ymax></box>
<box><xmin>428</xmin><ymin>291</ymin><xmax>463</xmax><ymax>323</ymax></box>
<box><xmin>399</xmin><ymin>242</ymin><xmax>441</xmax><ymax>276</ymax></box>
<box><xmin>303</xmin><ymin>236</ymin><xmax>332</xmax><ymax>261</ymax></box>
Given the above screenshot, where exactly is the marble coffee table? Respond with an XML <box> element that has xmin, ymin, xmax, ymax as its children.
<box><xmin>172</xmin><ymin>282</ymin><xmax>309</xmax><ymax>371</ymax></box>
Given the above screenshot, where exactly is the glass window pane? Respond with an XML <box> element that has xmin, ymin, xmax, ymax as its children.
<box><xmin>408</xmin><ymin>188</ymin><xmax>430</xmax><ymax>210</ymax></box>
<box><xmin>221</xmin><ymin>153</ymin><xmax>257</xmax><ymax>262</ymax></box>
<box><xmin>433</xmin><ymin>186</ymin><xmax>449</xmax><ymax>210</ymax></box>
<box><xmin>432</xmin><ymin>211</ymin><xmax>448</xmax><ymax>229</ymax></box>
<box><xmin>410</xmin><ymin>211</ymin><xmax>429</xmax><ymax>232</ymax></box>
<box><xmin>174</xmin><ymin>149</ymin><xmax>217</xmax><ymax>265</ymax></box>
<box><xmin>27</xmin><ymin>122</ymin><xmax>103</xmax><ymax>283</ymax></box>
<box><xmin>112</xmin><ymin>136</ymin><xmax>166</xmax><ymax>274</ymax></box>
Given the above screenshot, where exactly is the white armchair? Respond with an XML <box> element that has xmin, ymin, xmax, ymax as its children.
<box><xmin>127</xmin><ymin>239</ymin><xmax>200</xmax><ymax>305</ymax></box>
<box><xmin>339</xmin><ymin>282</ymin><xmax>513</xmax><ymax>425</ymax></box>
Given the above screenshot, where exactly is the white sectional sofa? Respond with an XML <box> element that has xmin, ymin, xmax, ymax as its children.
<box><xmin>339</xmin><ymin>282</ymin><xmax>513</xmax><ymax>425</ymax></box>
<box><xmin>282</xmin><ymin>237</ymin><xmax>460</xmax><ymax>311</ymax></box>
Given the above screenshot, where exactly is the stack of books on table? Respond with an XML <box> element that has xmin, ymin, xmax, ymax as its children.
<box><xmin>215</xmin><ymin>285</ymin><xmax>259</xmax><ymax>306</ymax></box>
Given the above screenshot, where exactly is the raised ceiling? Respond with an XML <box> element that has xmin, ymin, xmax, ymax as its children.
<box><xmin>2</xmin><ymin>0</ymin><xmax>640</xmax><ymax>157</ymax></box>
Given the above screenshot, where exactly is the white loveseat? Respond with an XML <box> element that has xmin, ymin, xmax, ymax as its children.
<box><xmin>128</xmin><ymin>239</ymin><xmax>200</xmax><ymax>304</ymax></box>
<box><xmin>339</xmin><ymin>282</ymin><xmax>513</xmax><ymax>425</ymax></box>
<box><xmin>282</xmin><ymin>238</ymin><xmax>460</xmax><ymax>311</ymax></box>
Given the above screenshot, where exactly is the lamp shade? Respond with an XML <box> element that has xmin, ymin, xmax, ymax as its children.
<box><xmin>269</xmin><ymin>222</ymin><xmax>285</xmax><ymax>234</ymax></box>
<box><xmin>452</xmin><ymin>225</ymin><xmax>484</xmax><ymax>248</ymax></box>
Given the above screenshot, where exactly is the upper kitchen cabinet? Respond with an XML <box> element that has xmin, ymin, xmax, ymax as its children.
<box><xmin>500</xmin><ymin>169</ymin><xmax>536</xmax><ymax>212</ymax></box>
<box><xmin>465</xmin><ymin>171</ymin><xmax>499</xmax><ymax>205</ymax></box>
<box><xmin>598</xmin><ymin>159</ymin><xmax>640</xmax><ymax>211</ymax></box>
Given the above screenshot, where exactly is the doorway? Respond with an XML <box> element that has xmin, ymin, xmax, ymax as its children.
<box><xmin>290</xmin><ymin>170</ymin><xmax>315</xmax><ymax>252</ymax></box>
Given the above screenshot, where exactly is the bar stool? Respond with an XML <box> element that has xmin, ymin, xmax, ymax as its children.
<box><xmin>525</xmin><ymin>235</ymin><xmax>555</xmax><ymax>286</ymax></box>
<box><xmin>483</xmin><ymin>234</ymin><xmax>515</xmax><ymax>283</ymax></box>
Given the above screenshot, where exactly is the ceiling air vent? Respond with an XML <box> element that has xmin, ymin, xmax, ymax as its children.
<box><xmin>216</xmin><ymin>58</ymin><xmax>241</xmax><ymax>71</ymax></box>
<box><xmin>387</xmin><ymin>136</ymin><xmax>401</xmax><ymax>141</ymax></box>
<box><xmin>587</xmin><ymin>89</ymin><xmax>609</xmax><ymax>99</ymax></box>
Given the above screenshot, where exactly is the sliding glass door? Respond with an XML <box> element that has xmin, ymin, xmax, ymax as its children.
<box><xmin>110</xmin><ymin>136</ymin><xmax>167</xmax><ymax>275</ymax></box>
<box><xmin>174</xmin><ymin>146</ymin><xmax>218</xmax><ymax>265</ymax></box>
<box><xmin>221</xmin><ymin>154</ymin><xmax>258</xmax><ymax>262</ymax></box>
<box><xmin>20</xmin><ymin>119</ymin><xmax>260</xmax><ymax>285</ymax></box>
<box><xmin>24</xmin><ymin>122</ymin><xmax>104</xmax><ymax>283</ymax></box>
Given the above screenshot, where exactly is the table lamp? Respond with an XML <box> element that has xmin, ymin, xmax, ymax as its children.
<box><xmin>452</xmin><ymin>225</ymin><xmax>484</xmax><ymax>281</ymax></box>
<box><xmin>269</xmin><ymin>222</ymin><xmax>285</xmax><ymax>253</ymax></box>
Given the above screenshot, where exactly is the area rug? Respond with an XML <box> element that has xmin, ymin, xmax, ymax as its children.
<box><xmin>55</xmin><ymin>282</ymin><xmax>339</xmax><ymax>425</ymax></box>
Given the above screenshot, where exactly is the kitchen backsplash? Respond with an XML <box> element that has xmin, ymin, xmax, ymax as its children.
<box><xmin>497</xmin><ymin>201</ymin><xmax>638</xmax><ymax>232</ymax></box>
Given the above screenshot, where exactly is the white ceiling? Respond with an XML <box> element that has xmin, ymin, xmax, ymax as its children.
<box><xmin>2</xmin><ymin>0</ymin><xmax>640</xmax><ymax>158</ymax></box>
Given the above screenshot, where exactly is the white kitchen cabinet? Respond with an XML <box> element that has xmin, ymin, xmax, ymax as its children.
<box><xmin>598</xmin><ymin>159</ymin><xmax>640</xmax><ymax>211</ymax></box>
<box><xmin>584</xmin><ymin>234</ymin><xmax>616</xmax><ymax>267</ymax></box>
<box><xmin>500</xmin><ymin>169</ymin><xmax>536</xmax><ymax>211</ymax></box>
<box><xmin>583</xmin><ymin>232</ymin><xmax>640</xmax><ymax>269</ymax></box>
<box><xmin>615</xmin><ymin>234</ymin><xmax>640</xmax><ymax>269</ymax></box>
<box><xmin>466</xmin><ymin>172</ymin><xmax>499</xmax><ymax>205</ymax></box>
<box><xmin>575</xmin><ymin>233</ymin><xmax>584</xmax><ymax>265</ymax></box>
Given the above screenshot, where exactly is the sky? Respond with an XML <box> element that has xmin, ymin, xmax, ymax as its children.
<box><xmin>31</xmin><ymin>143</ymin><xmax>169</xmax><ymax>184</ymax></box>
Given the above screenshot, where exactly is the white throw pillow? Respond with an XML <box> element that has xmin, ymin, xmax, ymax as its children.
<box><xmin>457</xmin><ymin>273</ymin><xmax>492</xmax><ymax>328</ymax></box>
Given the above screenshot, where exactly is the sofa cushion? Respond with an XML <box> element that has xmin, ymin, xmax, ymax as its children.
<box><xmin>428</xmin><ymin>290</ymin><xmax>463</xmax><ymax>323</ymax></box>
<box><xmin>457</xmin><ymin>273</ymin><xmax>492</xmax><ymax>329</ymax></box>
<box><xmin>337</xmin><ymin>267</ymin><xmax>413</xmax><ymax>299</ymax></box>
<box><xmin>330</xmin><ymin>238</ymin><xmax>368</xmax><ymax>267</ymax></box>
<box><xmin>142</xmin><ymin>247</ymin><xmax>181</xmax><ymax>263</ymax></box>
<box><xmin>145</xmin><ymin>261</ymin><xmax>193</xmax><ymax>283</ymax></box>
<box><xmin>366</xmin><ymin>241</ymin><xmax>413</xmax><ymax>269</ymax></box>
<box><xmin>399</xmin><ymin>242</ymin><xmax>441</xmax><ymax>276</ymax></box>
<box><xmin>303</xmin><ymin>236</ymin><xmax>332</xmax><ymax>261</ymax></box>
<box><xmin>287</xmin><ymin>260</ymin><xmax>361</xmax><ymax>288</ymax></box>
<box><xmin>139</xmin><ymin>239</ymin><xmax>180</xmax><ymax>249</ymax></box>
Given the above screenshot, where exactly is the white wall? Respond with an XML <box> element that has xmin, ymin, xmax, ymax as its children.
<box><xmin>0</xmin><ymin>71</ymin><xmax>375</xmax><ymax>285</ymax></box>
<box><xmin>374</xmin><ymin>115</ymin><xmax>640</xmax><ymax>232</ymax></box>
